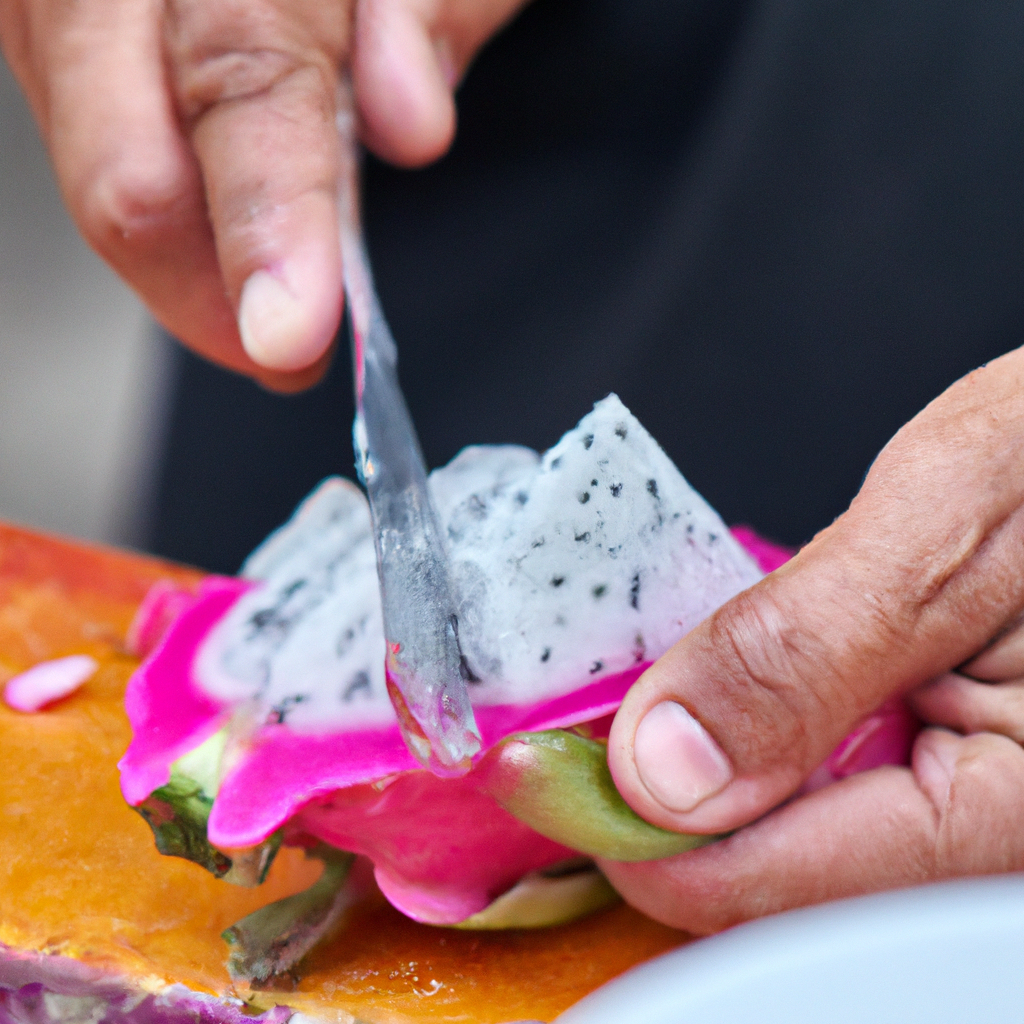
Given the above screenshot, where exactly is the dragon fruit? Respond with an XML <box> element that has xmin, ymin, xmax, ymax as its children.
<box><xmin>117</xmin><ymin>394</ymin><xmax>915</xmax><ymax>980</ymax></box>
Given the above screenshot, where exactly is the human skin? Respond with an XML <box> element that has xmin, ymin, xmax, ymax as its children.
<box><xmin>0</xmin><ymin>0</ymin><xmax>528</xmax><ymax>390</ymax></box>
<box><xmin>604</xmin><ymin>346</ymin><xmax>1024</xmax><ymax>932</ymax></box>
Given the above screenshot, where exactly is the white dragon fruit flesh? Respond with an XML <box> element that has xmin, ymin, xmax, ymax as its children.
<box><xmin>189</xmin><ymin>393</ymin><xmax>762</xmax><ymax>740</ymax></box>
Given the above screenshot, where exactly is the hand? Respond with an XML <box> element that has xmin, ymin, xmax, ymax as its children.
<box><xmin>603</xmin><ymin>346</ymin><xmax>1024</xmax><ymax>933</ymax></box>
<box><xmin>0</xmin><ymin>0</ymin><xmax>527</xmax><ymax>389</ymax></box>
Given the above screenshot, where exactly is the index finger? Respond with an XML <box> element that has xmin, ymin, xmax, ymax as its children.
<box><xmin>37</xmin><ymin>0</ymin><xmax>264</xmax><ymax>379</ymax></box>
<box><xmin>166</xmin><ymin>0</ymin><xmax>348</xmax><ymax>374</ymax></box>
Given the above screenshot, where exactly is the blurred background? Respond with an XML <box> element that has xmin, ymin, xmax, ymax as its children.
<box><xmin>4</xmin><ymin>0</ymin><xmax>1024</xmax><ymax>578</ymax></box>
<box><xmin>0</xmin><ymin>57</ymin><xmax>172</xmax><ymax>550</ymax></box>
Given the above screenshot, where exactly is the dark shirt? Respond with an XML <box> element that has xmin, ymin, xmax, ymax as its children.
<box><xmin>150</xmin><ymin>0</ymin><xmax>1024</xmax><ymax>573</ymax></box>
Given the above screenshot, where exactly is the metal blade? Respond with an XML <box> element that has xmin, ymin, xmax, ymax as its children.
<box><xmin>336</xmin><ymin>80</ymin><xmax>481</xmax><ymax>776</ymax></box>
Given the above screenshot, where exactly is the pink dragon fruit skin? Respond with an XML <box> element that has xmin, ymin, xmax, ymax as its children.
<box><xmin>0</xmin><ymin>946</ymin><xmax>295</xmax><ymax>1024</ymax></box>
<box><xmin>125</xmin><ymin>579</ymin><xmax>203</xmax><ymax>659</ymax></box>
<box><xmin>119</xmin><ymin>577</ymin><xmax>250</xmax><ymax>806</ymax></box>
<box><xmin>289</xmin><ymin>773</ymin><xmax>575</xmax><ymax>924</ymax></box>
<box><xmin>118</xmin><ymin>395</ymin><xmax>918</xmax><ymax>928</ymax></box>
<box><xmin>205</xmin><ymin>663</ymin><xmax>648</xmax><ymax>851</ymax></box>
<box><xmin>727</xmin><ymin>526</ymin><xmax>794</xmax><ymax>574</ymax></box>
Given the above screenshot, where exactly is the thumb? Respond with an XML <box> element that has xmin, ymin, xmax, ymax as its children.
<box><xmin>608</xmin><ymin>347</ymin><xmax>1024</xmax><ymax>835</ymax></box>
<box><xmin>353</xmin><ymin>0</ymin><xmax>531</xmax><ymax>167</ymax></box>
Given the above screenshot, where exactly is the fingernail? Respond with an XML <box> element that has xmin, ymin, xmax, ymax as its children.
<box><xmin>634</xmin><ymin>701</ymin><xmax>733</xmax><ymax>813</ymax></box>
<box><xmin>914</xmin><ymin>728</ymin><xmax>959</xmax><ymax>809</ymax></box>
<box><xmin>238</xmin><ymin>268</ymin><xmax>308</xmax><ymax>370</ymax></box>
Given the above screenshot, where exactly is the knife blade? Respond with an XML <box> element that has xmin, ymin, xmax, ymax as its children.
<box><xmin>336</xmin><ymin>80</ymin><xmax>481</xmax><ymax>776</ymax></box>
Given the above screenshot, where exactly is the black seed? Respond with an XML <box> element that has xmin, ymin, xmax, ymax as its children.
<box><xmin>591</xmin><ymin>479</ymin><xmax>599</xmax><ymax>487</ymax></box>
<box><xmin>575</xmin><ymin>531</ymin><xmax>591</xmax><ymax>543</ymax></box>
<box><xmin>551</xmin><ymin>575</ymin><xmax>565</xmax><ymax>587</ymax></box>
<box><xmin>271</xmin><ymin>693</ymin><xmax>309</xmax><ymax>723</ymax></box>
<box><xmin>550</xmin><ymin>456</ymin><xmax>562</xmax><ymax>469</ymax></box>
<box><xmin>532</xmin><ymin>537</ymin><xmax>545</xmax><ymax>548</ymax></box>
<box><xmin>578</xmin><ymin>492</ymin><xmax>590</xmax><ymax>504</ymax></box>
<box><xmin>593</xmin><ymin>584</ymin><xmax>607</xmax><ymax>598</ymax></box>
<box><xmin>630</xmin><ymin>573</ymin><xmax>640</xmax><ymax>610</ymax></box>
<box><xmin>647</xmin><ymin>479</ymin><xmax>659</xmax><ymax>498</ymax></box>
<box><xmin>615</xmin><ymin>423</ymin><xmax>628</xmax><ymax>439</ymax></box>
<box><xmin>541</xmin><ymin>647</ymin><xmax>552</xmax><ymax>663</ymax></box>
<box><xmin>709</xmin><ymin>532</ymin><xmax>718</xmax><ymax>542</ymax></box>
<box><xmin>687</xmin><ymin>523</ymin><xmax>695</xmax><ymax>534</ymax></box>
<box><xmin>634</xmin><ymin>632</ymin><xmax>646</xmax><ymax>662</ymax></box>
<box><xmin>610</xmin><ymin>483</ymin><xmax>623</xmax><ymax>497</ymax></box>
<box><xmin>583</xmin><ymin>434</ymin><xmax>594</xmax><ymax>450</ymax></box>
<box><xmin>342</xmin><ymin>672</ymin><xmax>371</xmax><ymax>702</ymax></box>
<box><xmin>336</xmin><ymin>622</ymin><xmax>360</xmax><ymax>657</ymax></box>
<box><xmin>590</xmin><ymin>660</ymin><xmax>604</xmax><ymax>674</ymax></box>
<box><xmin>468</xmin><ymin>494</ymin><xmax>487</xmax><ymax>519</ymax></box>
<box><xmin>515</xmin><ymin>490</ymin><xmax>529</xmax><ymax>506</ymax></box>
<box><xmin>251</xmin><ymin>609</ymin><xmax>275</xmax><ymax>630</ymax></box>
<box><xmin>459</xmin><ymin>655</ymin><xmax>482</xmax><ymax>684</ymax></box>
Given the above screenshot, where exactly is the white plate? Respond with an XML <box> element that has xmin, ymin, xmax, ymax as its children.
<box><xmin>556</xmin><ymin>875</ymin><xmax>1024</xmax><ymax>1023</ymax></box>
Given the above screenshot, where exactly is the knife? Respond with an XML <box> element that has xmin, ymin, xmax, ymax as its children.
<box><xmin>335</xmin><ymin>79</ymin><xmax>481</xmax><ymax>776</ymax></box>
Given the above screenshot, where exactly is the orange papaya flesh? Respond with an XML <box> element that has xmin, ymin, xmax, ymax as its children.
<box><xmin>0</xmin><ymin>522</ymin><xmax>689</xmax><ymax>1023</ymax></box>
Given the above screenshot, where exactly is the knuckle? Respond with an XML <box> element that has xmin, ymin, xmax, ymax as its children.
<box><xmin>970</xmin><ymin>682</ymin><xmax>1024</xmax><ymax>743</ymax></box>
<box><xmin>174</xmin><ymin>46</ymin><xmax>309</xmax><ymax>122</ymax></box>
<box><xmin>954</xmin><ymin>688</ymin><xmax>1000</xmax><ymax>736</ymax></box>
<box><xmin>924</xmin><ymin>676</ymin><xmax>1024</xmax><ymax>743</ymax></box>
<box><xmin>167</xmin><ymin>2</ymin><xmax>346</xmax><ymax>125</ymax></box>
<box><xmin>704</xmin><ymin>587</ymin><xmax>836</xmax><ymax>765</ymax></box>
<box><xmin>600</xmin><ymin>856</ymin><xmax>739</xmax><ymax>935</ymax></box>
<box><xmin>75</xmin><ymin>157</ymin><xmax>191</xmax><ymax>255</ymax></box>
<box><xmin>936</xmin><ymin>734</ymin><xmax>1024</xmax><ymax>874</ymax></box>
<box><xmin>997</xmin><ymin>684</ymin><xmax>1024</xmax><ymax>743</ymax></box>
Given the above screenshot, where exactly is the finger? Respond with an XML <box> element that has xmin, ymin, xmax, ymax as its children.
<box><xmin>252</xmin><ymin>345</ymin><xmax>336</xmax><ymax>394</ymax></box>
<box><xmin>608</xmin><ymin>347</ymin><xmax>1024</xmax><ymax>835</ymax></box>
<box><xmin>910</xmin><ymin>672</ymin><xmax>1024</xmax><ymax>744</ymax></box>
<box><xmin>0</xmin><ymin>3</ymin><xmax>42</xmax><ymax>121</ymax></box>
<box><xmin>38</xmin><ymin>0</ymin><xmax>295</xmax><ymax>381</ymax></box>
<box><xmin>353</xmin><ymin>0</ymin><xmax>530</xmax><ymax>166</ymax></box>
<box><xmin>600</xmin><ymin>728</ymin><xmax>1024</xmax><ymax>935</ymax></box>
<box><xmin>166</xmin><ymin>0</ymin><xmax>347</xmax><ymax>374</ymax></box>
<box><xmin>962</xmin><ymin>616</ymin><xmax>1024</xmax><ymax>681</ymax></box>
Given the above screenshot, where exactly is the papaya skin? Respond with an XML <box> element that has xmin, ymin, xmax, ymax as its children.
<box><xmin>0</xmin><ymin>523</ymin><xmax>689</xmax><ymax>1023</ymax></box>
